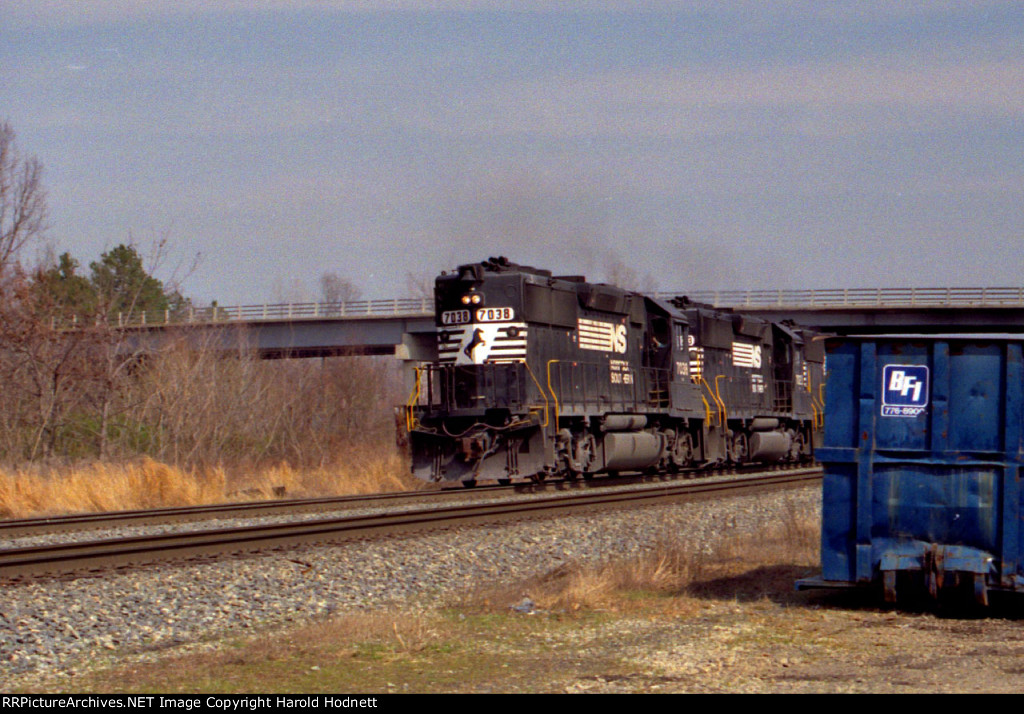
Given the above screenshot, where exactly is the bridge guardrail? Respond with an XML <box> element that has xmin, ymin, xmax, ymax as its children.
<box><xmin>80</xmin><ymin>287</ymin><xmax>1024</xmax><ymax>329</ymax></box>
<box><xmin>89</xmin><ymin>298</ymin><xmax>436</xmax><ymax>328</ymax></box>
<box><xmin>667</xmin><ymin>287</ymin><xmax>1024</xmax><ymax>308</ymax></box>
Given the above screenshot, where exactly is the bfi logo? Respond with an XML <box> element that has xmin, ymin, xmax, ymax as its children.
<box><xmin>881</xmin><ymin>364</ymin><xmax>929</xmax><ymax>417</ymax></box>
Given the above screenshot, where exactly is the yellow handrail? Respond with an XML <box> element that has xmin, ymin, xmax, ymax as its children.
<box><xmin>522</xmin><ymin>360</ymin><xmax>550</xmax><ymax>428</ymax></box>
<box><xmin>814</xmin><ymin>381</ymin><xmax>826</xmax><ymax>430</ymax></box>
<box><xmin>699</xmin><ymin>376</ymin><xmax>726</xmax><ymax>426</ymax></box>
<box><xmin>697</xmin><ymin>377</ymin><xmax>716</xmax><ymax>425</ymax></box>
<box><xmin>713</xmin><ymin>374</ymin><xmax>728</xmax><ymax>424</ymax></box>
<box><xmin>404</xmin><ymin>367</ymin><xmax>423</xmax><ymax>432</ymax></box>
<box><xmin>699</xmin><ymin>393</ymin><xmax>713</xmax><ymax>424</ymax></box>
<box><xmin>545</xmin><ymin>360</ymin><xmax>562</xmax><ymax>428</ymax></box>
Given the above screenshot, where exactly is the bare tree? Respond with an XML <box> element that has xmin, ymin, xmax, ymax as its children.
<box><xmin>319</xmin><ymin>271</ymin><xmax>361</xmax><ymax>317</ymax></box>
<box><xmin>0</xmin><ymin>121</ymin><xmax>47</xmax><ymax>274</ymax></box>
<box><xmin>0</xmin><ymin>272</ymin><xmax>100</xmax><ymax>460</ymax></box>
<box><xmin>0</xmin><ymin>235</ymin><xmax>194</xmax><ymax>463</ymax></box>
<box><xmin>404</xmin><ymin>271</ymin><xmax>434</xmax><ymax>300</ymax></box>
<box><xmin>320</xmin><ymin>272</ymin><xmax>361</xmax><ymax>304</ymax></box>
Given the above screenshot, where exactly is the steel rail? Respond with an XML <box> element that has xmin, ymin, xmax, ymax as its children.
<box><xmin>0</xmin><ymin>461</ymin><xmax>813</xmax><ymax>538</ymax></box>
<box><xmin>0</xmin><ymin>467</ymin><xmax>821</xmax><ymax>580</ymax></box>
<box><xmin>0</xmin><ymin>485</ymin><xmax>508</xmax><ymax>538</ymax></box>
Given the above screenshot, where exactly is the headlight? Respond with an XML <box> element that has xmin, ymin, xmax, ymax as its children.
<box><xmin>461</xmin><ymin>295</ymin><xmax>471</xmax><ymax>305</ymax></box>
<box><xmin>471</xmin><ymin>294</ymin><xmax>482</xmax><ymax>304</ymax></box>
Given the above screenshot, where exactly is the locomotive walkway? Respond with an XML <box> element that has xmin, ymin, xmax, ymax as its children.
<box><xmin>104</xmin><ymin>287</ymin><xmax>1024</xmax><ymax>360</ymax></box>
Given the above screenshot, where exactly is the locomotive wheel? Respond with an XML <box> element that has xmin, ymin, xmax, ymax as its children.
<box><xmin>572</xmin><ymin>433</ymin><xmax>598</xmax><ymax>477</ymax></box>
<box><xmin>670</xmin><ymin>432</ymin><xmax>694</xmax><ymax>469</ymax></box>
<box><xmin>730</xmin><ymin>433</ymin><xmax>748</xmax><ymax>464</ymax></box>
<box><xmin>790</xmin><ymin>431</ymin><xmax>808</xmax><ymax>461</ymax></box>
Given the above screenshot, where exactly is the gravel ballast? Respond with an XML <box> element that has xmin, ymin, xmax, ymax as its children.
<box><xmin>0</xmin><ymin>487</ymin><xmax>819</xmax><ymax>689</ymax></box>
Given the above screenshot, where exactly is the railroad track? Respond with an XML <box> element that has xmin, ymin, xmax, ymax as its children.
<box><xmin>0</xmin><ymin>466</ymin><xmax>821</xmax><ymax>581</ymax></box>
<box><xmin>0</xmin><ymin>485</ymin><xmax>508</xmax><ymax>538</ymax></box>
<box><xmin>0</xmin><ymin>461</ymin><xmax>816</xmax><ymax>538</ymax></box>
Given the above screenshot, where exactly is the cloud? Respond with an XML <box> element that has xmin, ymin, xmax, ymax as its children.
<box><xmin>8</xmin><ymin>0</ymin><xmax>1019</xmax><ymax>34</ymax></box>
<box><xmin>3</xmin><ymin>0</ymin><xmax>608</xmax><ymax>26</ymax></box>
<box><xmin>8</xmin><ymin>1</ymin><xmax>1024</xmax><ymax>302</ymax></box>
<box><xmin>400</xmin><ymin>50</ymin><xmax>1024</xmax><ymax>140</ymax></box>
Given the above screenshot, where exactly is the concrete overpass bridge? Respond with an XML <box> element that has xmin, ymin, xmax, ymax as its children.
<box><xmin>119</xmin><ymin>287</ymin><xmax>1024</xmax><ymax>362</ymax></box>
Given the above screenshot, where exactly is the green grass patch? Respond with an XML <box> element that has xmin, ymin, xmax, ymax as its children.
<box><xmin>36</xmin><ymin>607</ymin><xmax>640</xmax><ymax>694</ymax></box>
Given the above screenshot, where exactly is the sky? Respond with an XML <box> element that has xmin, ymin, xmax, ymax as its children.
<box><xmin>2</xmin><ymin>1</ymin><xmax>1023</xmax><ymax>306</ymax></box>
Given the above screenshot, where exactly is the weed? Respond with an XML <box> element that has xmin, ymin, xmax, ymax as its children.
<box><xmin>0</xmin><ymin>449</ymin><xmax>417</xmax><ymax>518</ymax></box>
<box><xmin>461</xmin><ymin>497</ymin><xmax>820</xmax><ymax>615</ymax></box>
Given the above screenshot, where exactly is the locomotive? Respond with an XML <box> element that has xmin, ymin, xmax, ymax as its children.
<box><xmin>404</xmin><ymin>257</ymin><xmax>825</xmax><ymax>485</ymax></box>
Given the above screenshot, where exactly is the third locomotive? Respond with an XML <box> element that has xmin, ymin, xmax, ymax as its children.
<box><xmin>406</xmin><ymin>257</ymin><xmax>824</xmax><ymax>485</ymax></box>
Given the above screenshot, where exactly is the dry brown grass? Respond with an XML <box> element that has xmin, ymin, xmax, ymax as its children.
<box><xmin>0</xmin><ymin>459</ymin><xmax>226</xmax><ymax>518</ymax></box>
<box><xmin>462</xmin><ymin>498</ymin><xmax>820</xmax><ymax>615</ymax></box>
<box><xmin>158</xmin><ymin>610</ymin><xmax>447</xmax><ymax>677</ymax></box>
<box><xmin>228</xmin><ymin>446</ymin><xmax>417</xmax><ymax>499</ymax></box>
<box><xmin>304</xmin><ymin>610</ymin><xmax>445</xmax><ymax>658</ymax></box>
<box><xmin>0</xmin><ymin>446</ymin><xmax>418</xmax><ymax>519</ymax></box>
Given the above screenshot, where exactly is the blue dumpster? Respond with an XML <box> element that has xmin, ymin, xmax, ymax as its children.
<box><xmin>799</xmin><ymin>335</ymin><xmax>1024</xmax><ymax>604</ymax></box>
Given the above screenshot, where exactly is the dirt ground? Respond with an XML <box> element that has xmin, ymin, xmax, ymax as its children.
<box><xmin>39</xmin><ymin>562</ymin><xmax>1024</xmax><ymax>695</ymax></box>
<box><xmin>13</xmin><ymin>507</ymin><xmax>1024</xmax><ymax>694</ymax></box>
<box><xmin>512</xmin><ymin>566</ymin><xmax>1024</xmax><ymax>694</ymax></box>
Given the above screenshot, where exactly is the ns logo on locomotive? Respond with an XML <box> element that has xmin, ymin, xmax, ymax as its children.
<box><xmin>403</xmin><ymin>257</ymin><xmax>825</xmax><ymax>485</ymax></box>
